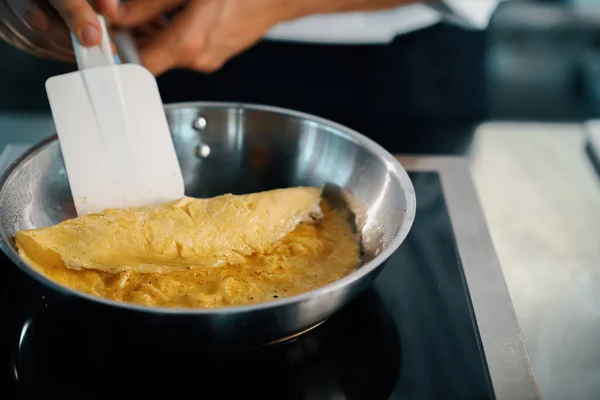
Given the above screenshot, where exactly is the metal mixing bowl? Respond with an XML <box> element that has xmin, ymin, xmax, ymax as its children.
<box><xmin>0</xmin><ymin>102</ymin><xmax>416</xmax><ymax>348</ymax></box>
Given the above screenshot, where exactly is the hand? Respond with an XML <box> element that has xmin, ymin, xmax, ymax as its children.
<box><xmin>0</xmin><ymin>0</ymin><xmax>414</xmax><ymax>67</ymax></box>
<box><xmin>109</xmin><ymin>0</ymin><xmax>417</xmax><ymax>76</ymax></box>
<box><xmin>108</xmin><ymin>0</ymin><xmax>311</xmax><ymax>75</ymax></box>
<box><xmin>0</xmin><ymin>0</ymin><xmax>117</xmax><ymax>61</ymax></box>
<box><xmin>47</xmin><ymin>0</ymin><xmax>117</xmax><ymax>45</ymax></box>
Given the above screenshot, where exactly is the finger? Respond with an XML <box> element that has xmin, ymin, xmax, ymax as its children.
<box><xmin>190</xmin><ymin>56</ymin><xmax>225</xmax><ymax>74</ymax></box>
<box><xmin>112</xmin><ymin>0</ymin><xmax>186</xmax><ymax>27</ymax></box>
<box><xmin>49</xmin><ymin>0</ymin><xmax>102</xmax><ymax>46</ymax></box>
<box><xmin>26</xmin><ymin>2</ymin><xmax>79</xmax><ymax>60</ymax></box>
<box><xmin>138</xmin><ymin>3</ymin><xmax>206</xmax><ymax>75</ymax></box>
<box><xmin>9</xmin><ymin>0</ymin><xmax>50</xmax><ymax>32</ymax></box>
<box><xmin>92</xmin><ymin>0</ymin><xmax>119</xmax><ymax>18</ymax></box>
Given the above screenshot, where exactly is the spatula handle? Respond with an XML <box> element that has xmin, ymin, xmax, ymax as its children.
<box><xmin>113</xmin><ymin>30</ymin><xmax>142</xmax><ymax>65</ymax></box>
<box><xmin>70</xmin><ymin>15</ymin><xmax>115</xmax><ymax>70</ymax></box>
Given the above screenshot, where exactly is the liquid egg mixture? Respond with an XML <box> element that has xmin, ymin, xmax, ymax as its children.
<box><xmin>15</xmin><ymin>187</ymin><xmax>361</xmax><ymax>308</ymax></box>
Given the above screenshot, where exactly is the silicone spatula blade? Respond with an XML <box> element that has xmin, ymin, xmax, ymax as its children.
<box><xmin>45</xmin><ymin>16</ymin><xmax>184</xmax><ymax>217</ymax></box>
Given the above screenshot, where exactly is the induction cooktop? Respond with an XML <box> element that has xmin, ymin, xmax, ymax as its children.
<box><xmin>0</xmin><ymin>146</ymin><xmax>540</xmax><ymax>399</ymax></box>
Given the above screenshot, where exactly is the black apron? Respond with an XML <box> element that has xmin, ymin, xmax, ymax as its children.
<box><xmin>156</xmin><ymin>23</ymin><xmax>488</xmax><ymax>154</ymax></box>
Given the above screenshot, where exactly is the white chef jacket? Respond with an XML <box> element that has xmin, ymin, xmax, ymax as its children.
<box><xmin>266</xmin><ymin>0</ymin><xmax>506</xmax><ymax>44</ymax></box>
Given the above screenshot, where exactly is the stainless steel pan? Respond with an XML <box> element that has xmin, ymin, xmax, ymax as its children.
<box><xmin>0</xmin><ymin>103</ymin><xmax>416</xmax><ymax>349</ymax></box>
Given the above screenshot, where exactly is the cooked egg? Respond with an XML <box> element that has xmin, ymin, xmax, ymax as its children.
<box><xmin>15</xmin><ymin>187</ymin><xmax>361</xmax><ymax>309</ymax></box>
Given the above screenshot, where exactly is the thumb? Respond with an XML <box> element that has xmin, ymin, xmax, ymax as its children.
<box><xmin>49</xmin><ymin>0</ymin><xmax>103</xmax><ymax>46</ymax></box>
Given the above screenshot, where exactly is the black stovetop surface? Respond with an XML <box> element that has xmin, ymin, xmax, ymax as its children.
<box><xmin>0</xmin><ymin>172</ymin><xmax>493</xmax><ymax>399</ymax></box>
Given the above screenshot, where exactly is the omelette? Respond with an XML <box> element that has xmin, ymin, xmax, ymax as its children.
<box><xmin>15</xmin><ymin>187</ymin><xmax>362</xmax><ymax>309</ymax></box>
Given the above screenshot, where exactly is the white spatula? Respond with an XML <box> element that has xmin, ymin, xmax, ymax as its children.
<box><xmin>45</xmin><ymin>16</ymin><xmax>184</xmax><ymax>217</ymax></box>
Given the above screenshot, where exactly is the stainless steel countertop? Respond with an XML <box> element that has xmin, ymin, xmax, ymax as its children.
<box><xmin>0</xmin><ymin>114</ymin><xmax>598</xmax><ymax>400</ymax></box>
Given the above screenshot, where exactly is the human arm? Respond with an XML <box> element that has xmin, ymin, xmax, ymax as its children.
<box><xmin>105</xmin><ymin>0</ymin><xmax>426</xmax><ymax>75</ymax></box>
<box><xmin>0</xmin><ymin>0</ymin><xmax>503</xmax><ymax>73</ymax></box>
<box><xmin>108</xmin><ymin>0</ymin><xmax>504</xmax><ymax>75</ymax></box>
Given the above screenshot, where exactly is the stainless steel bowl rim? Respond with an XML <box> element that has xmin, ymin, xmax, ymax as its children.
<box><xmin>0</xmin><ymin>101</ymin><xmax>416</xmax><ymax>315</ymax></box>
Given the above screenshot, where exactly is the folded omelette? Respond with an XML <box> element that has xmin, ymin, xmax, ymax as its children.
<box><xmin>16</xmin><ymin>187</ymin><xmax>324</xmax><ymax>274</ymax></box>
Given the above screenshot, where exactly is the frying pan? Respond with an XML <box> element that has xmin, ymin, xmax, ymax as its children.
<box><xmin>0</xmin><ymin>102</ymin><xmax>415</xmax><ymax>349</ymax></box>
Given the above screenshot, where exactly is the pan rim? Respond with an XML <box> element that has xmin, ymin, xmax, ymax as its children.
<box><xmin>0</xmin><ymin>101</ymin><xmax>416</xmax><ymax>315</ymax></box>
